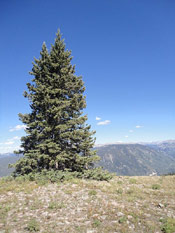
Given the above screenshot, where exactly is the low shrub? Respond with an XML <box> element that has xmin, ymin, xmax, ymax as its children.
<box><xmin>11</xmin><ymin>167</ymin><xmax>113</xmax><ymax>183</ymax></box>
<box><xmin>88</xmin><ymin>190</ymin><xmax>97</xmax><ymax>196</ymax></box>
<box><xmin>129</xmin><ymin>178</ymin><xmax>137</xmax><ymax>184</ymax></box>
<box><xmin>25</xmin><ymin>219</ymin><xmax>40</xmax><ymax>232</ymax></box>
<box><xmin>152</xmin><ymin>184</ymin><xmax>161</xmax><ymax>190</ymax></box>
<box><xmin>116</xmin><ymin>188</ymin><xmax>123</xmax><ymax>194</ymax></box>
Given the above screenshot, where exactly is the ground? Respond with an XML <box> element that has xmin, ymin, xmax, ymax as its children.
<box><xmin>0</xmin><ymin>176</ymin><xmax>175</xmax><ymax>233</ymax></box>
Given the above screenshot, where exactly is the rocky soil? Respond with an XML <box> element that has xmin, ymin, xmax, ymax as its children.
<box><xmin>0</xmin><ymin>176</ymin><xmax>175</xmax><ymax>232</ymax></box>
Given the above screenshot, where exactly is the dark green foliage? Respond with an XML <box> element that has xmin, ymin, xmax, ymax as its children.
<box><xmin>13</xmin><ymin>30</ymin><xmax>99</xmax><ymax>176</ymax></box>
<box><xmin>0</xmin><ymin>168</ymin><xmax>113</xmax><ymax>185</ymax></box>
<box><xmin>80</xmin><ymin>167</ymin><xmax>114</xmax><ymax>181</ymax></box>
<box><xmin>12</xmin><ymin>168</ymin><xmax>113</xmax><ymax>184</ymax></box>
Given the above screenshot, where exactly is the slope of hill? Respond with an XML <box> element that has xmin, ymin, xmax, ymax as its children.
<box><xmin>95</xmin><ymin>144</ymin><xmax>175</xmax><ymax>175</ymax></box>
<box><xmin>0</xmin><ymin>176</ymin><xmax>175</xmax><ymax>232</ymax></box>
<box><xmin>144</xmin><ymin>140</ymin><xmax>175</xmax><ymax>159</ymax></box>
<box><xmin>0</xmin><ymin>154</ymin><xmax>22</xmax><ymax>177</ymax></box>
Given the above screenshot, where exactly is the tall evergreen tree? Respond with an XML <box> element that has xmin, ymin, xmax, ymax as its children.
<box><xmin>14</xmin><ymin>30</ymin><xmax>99</xmax><ymax>175</ymax></box>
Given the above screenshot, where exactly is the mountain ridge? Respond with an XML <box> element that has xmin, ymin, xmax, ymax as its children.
<box><xmin>0</xmin><ymin>140</ymin><xmax>175</xmax><ymax>177</ymax></box>
<box><xmin>95</xmin><ymin>139</ymin><xmax>175</xmax><ymax>147</ymax></box>
<box><xmin>95</xmin><ymin>141</ymin><xmax>175</xmax><ymax>176</ymax></box>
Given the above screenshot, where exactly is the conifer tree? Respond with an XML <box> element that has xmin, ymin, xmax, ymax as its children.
<box><xmin>14</xmin><ymin>30</ymin><xmax>99</xmax><ymax>175</ymax></box>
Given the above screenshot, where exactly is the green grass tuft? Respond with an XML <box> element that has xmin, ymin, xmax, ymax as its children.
<box><xmin>161</xmin><ymin>218</ymin><xmax>175</xmax><ymax>233</ymax></box>
<box><xmin>25</xmin><ymin>219</ymin><xmax>40</xmax><ymax>232</ymax></box>
<box><xmin>152</xmin><ymin>184</ymin><xmax>161</xmax><ymax>190</ymax></box>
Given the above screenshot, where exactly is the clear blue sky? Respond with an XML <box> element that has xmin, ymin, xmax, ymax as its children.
<box><xmin>0</xmin><ymin>0</ymin><xmax>175</xmax><ymax>153</ymax></box>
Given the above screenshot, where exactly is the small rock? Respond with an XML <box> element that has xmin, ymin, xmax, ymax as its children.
<box><xmin>111</xmin><ymin>220</ymin><xmax>118</xmax><ymax>224</ymax></box>
<box><xmin>144</xmin><ymin>213</ymin><xmax>151</xmax><ymax>218</ymax></box>
<box><xmin>92</xmin><ymin>214</ymin><xmax>99</xmax><ymax>218</ymax></box>
<box><xmin>129</xmin><ymin>224</ymin><xmax>135</xmax><ymax>229</ymax></box>
<box><xmin>100</xmin><ymin>215</ymin><xmax>107</xmax><ymax>220</ymax></box>
<box><xmin>65</xmin><ymin>220</ymin><xmax>70</xmax><ymax>225</ymax></box>
<box><xmin>157</xmin><ymin>203</ymin><xmax>164</xmax><ymax>208</ymax></box>
<box><xmin>127</xmin><ymin>215</ymin><xmax>133</xmax><ymax>220</ymax></box>
<box><xmin>85</xmin><ymin>221</ymin><xmax>91</xmax><ymax>225</ymax></box>
<box><xmin>135</xmin><ymin>202</ymin><xmax>139</xmax><ymax>207</ymax></box>
<box><xmin>117</xmin><ymin>212</ymin><xmax>124</xmax><ymax>217</ymax></box>
<box><xmin>111</xmin><ymin>201</ymin><xmax>118</xmax><ymax>207</ymax></box>
<box><xmin>87</xmin><ymin>230</ymin><xmax>96</xmax><ymax>233</ymax></box>
<box><xmin>167</xmin><ymin>212</ymin><xmax>173</xmax><ymax>217</ymax></box>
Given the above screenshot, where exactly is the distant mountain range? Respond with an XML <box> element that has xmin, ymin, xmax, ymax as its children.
<box><xmin>142</xmin><ymin>140</ymin><xmax>175</xmax><ymax>159</ymax></box>
<box><xmin>0</xmin><ymin>140</ymin><xmax>175</xmax><ymax>177</ymax></box>
<box><xmin>95</xmin><ymin>140</ymin><xmax>175</xmax><ymax>175</ymax></box>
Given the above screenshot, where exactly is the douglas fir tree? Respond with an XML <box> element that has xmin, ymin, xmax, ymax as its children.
<box><xmin>13</xmin><ymin>30</ymin><xmax>100</xmax><ymax>176</ymax></box>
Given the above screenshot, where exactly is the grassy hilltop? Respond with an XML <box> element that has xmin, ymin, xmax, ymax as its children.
<box><xmin>0</xmin><ymin>175</ymin><xmax>175</xmax><ymax>233</ymax></box>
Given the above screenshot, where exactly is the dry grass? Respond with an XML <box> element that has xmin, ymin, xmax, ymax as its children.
<box><xmin>0</xmin><ymin>175</ymin><xmax>175</xmax><ymax>232</ymax></box>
